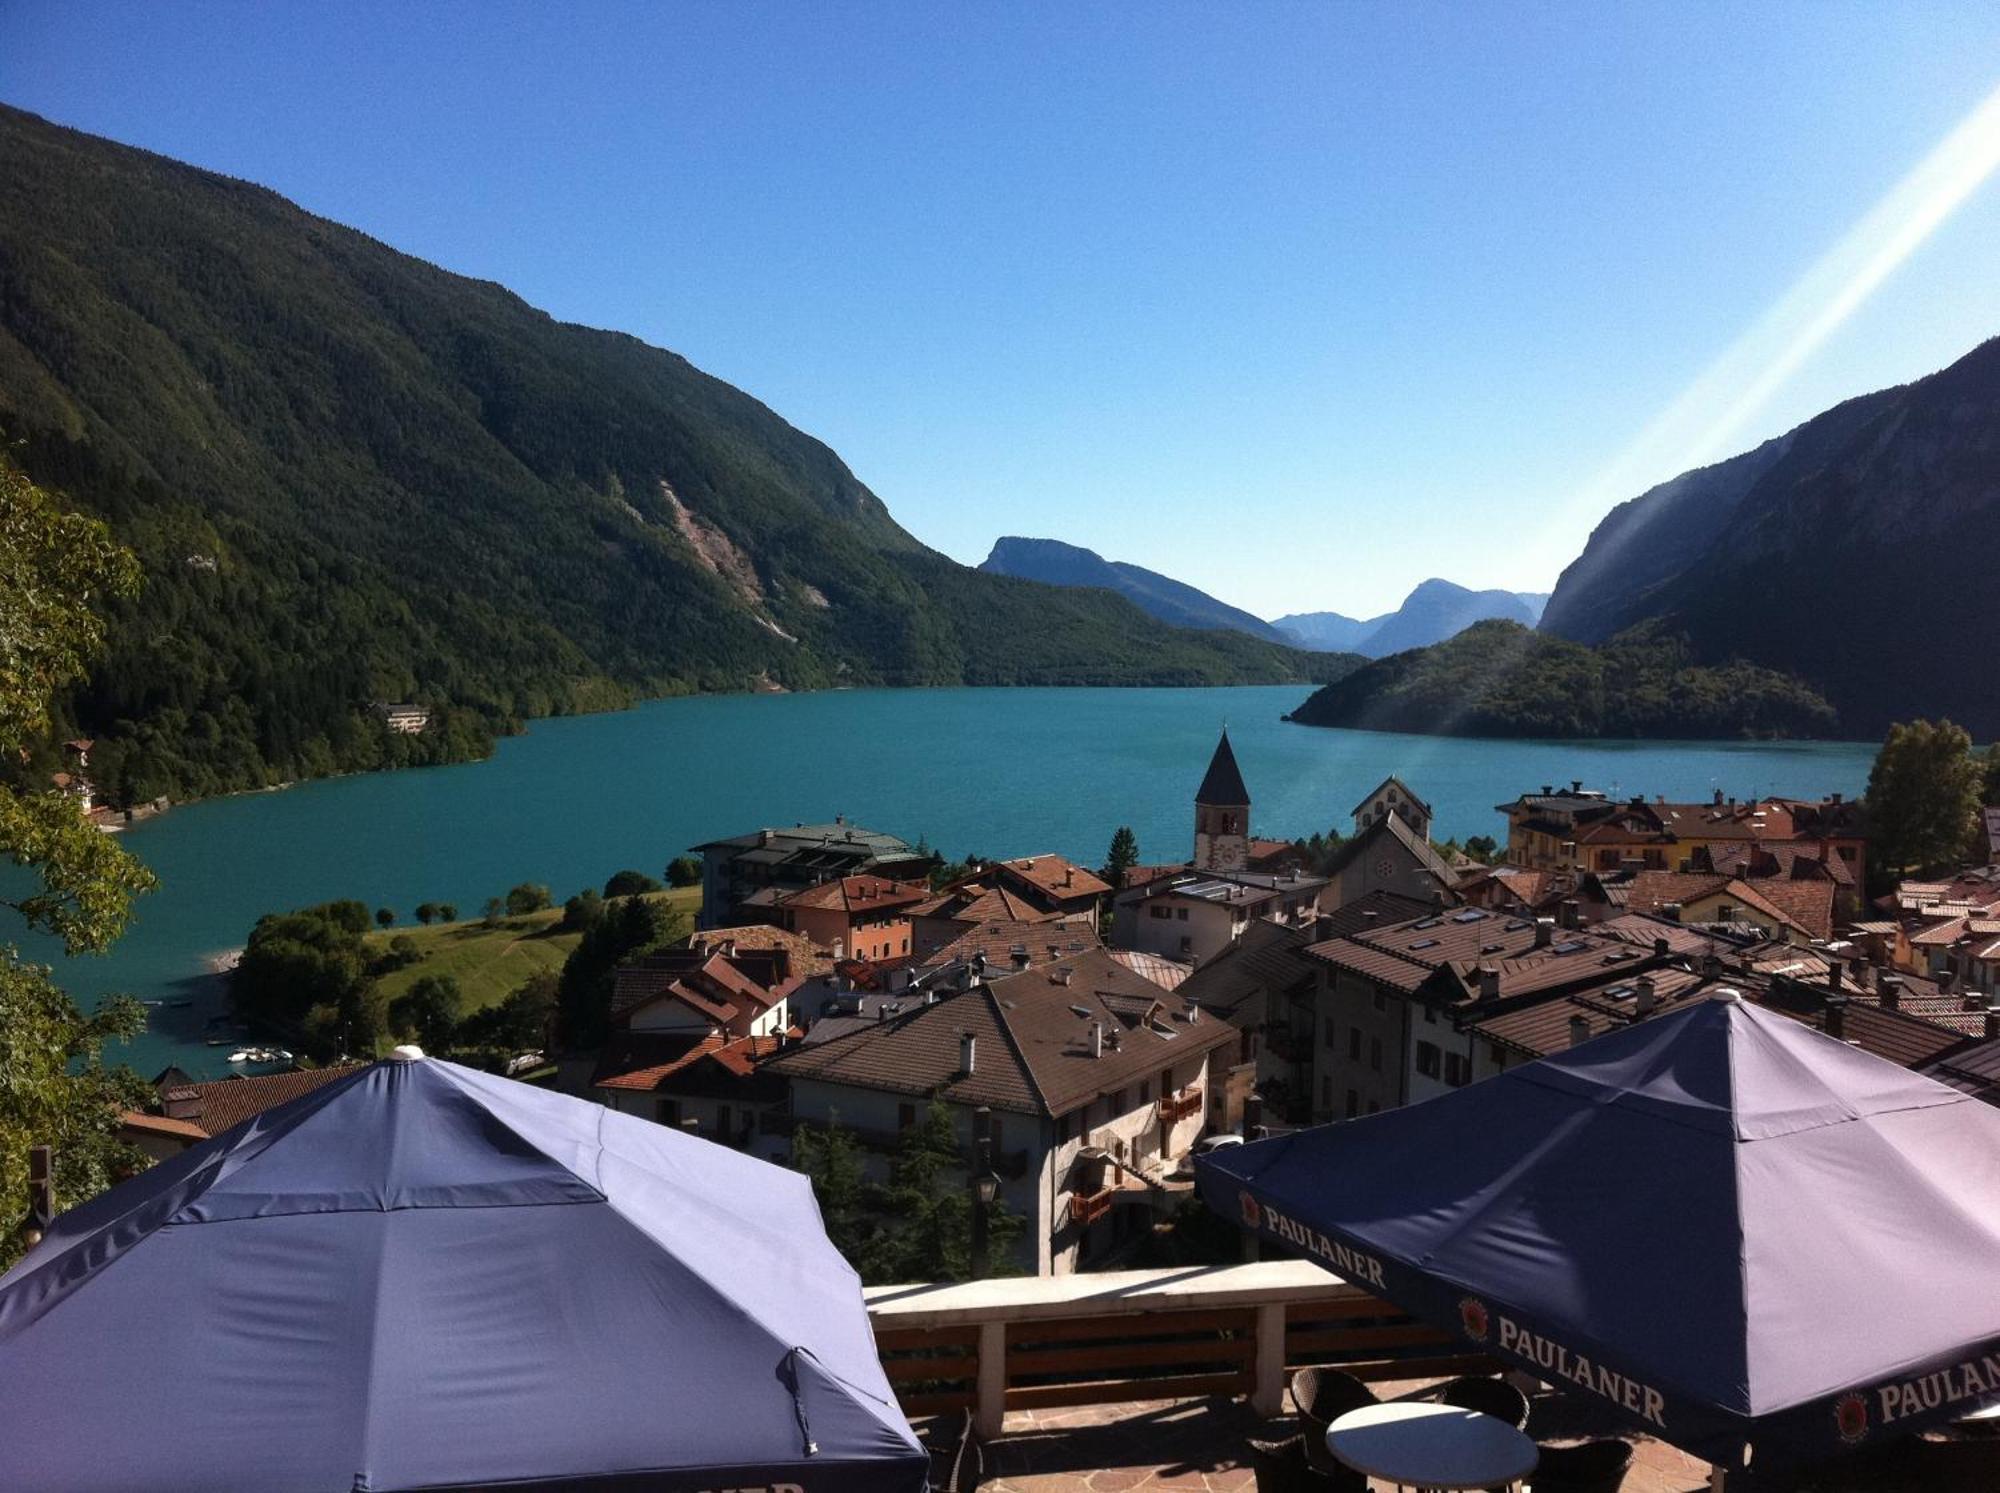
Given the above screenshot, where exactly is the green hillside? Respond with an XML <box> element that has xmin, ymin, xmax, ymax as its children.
<box><xmin>1285</xmin><ymin>620</ymin><xmax>1838</xmax><ymax>740</ymax></box>
<box><xmin>0</xmin><ymin>105</ymin><xmax>1351</xmax><ymax>804</ymax></box>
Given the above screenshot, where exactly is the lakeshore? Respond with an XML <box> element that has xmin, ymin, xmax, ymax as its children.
<box><xmin>31</xmin><ymin>685</ymin><xmax>1881</xmax><ymax>1080</ymax></box>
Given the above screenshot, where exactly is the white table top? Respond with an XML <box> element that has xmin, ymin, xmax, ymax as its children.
<box><xmin>1326</xmin><ymin>1401</ymin><xmax>1539</xmax><ymax>1490</ymax></box>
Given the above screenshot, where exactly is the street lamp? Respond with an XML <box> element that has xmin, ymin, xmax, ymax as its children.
<box><xmin>969</xmin><ymin>1106</ymin><xmax>1000</xmax><ymax>1279</ymax></box>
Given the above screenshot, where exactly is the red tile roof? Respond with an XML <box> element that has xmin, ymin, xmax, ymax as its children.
<box><xmin>592</xmin><ymin>1031</ymin><xmax>793</xmax><ymax>1093</ymax></box>
<box><xmin>777</xmin><ymin>874</ymin><xmax>930</xmax><ymax>914</ymax></box>
<box><xmin>151</xmin><ymin>1064</ymin><xmax>365</xmax><ymax>1139</ymax></box>
<box><xmin>993</xmin><ymin>855</ymin><xmax>1112</xmax><ymax>902</ymax></box>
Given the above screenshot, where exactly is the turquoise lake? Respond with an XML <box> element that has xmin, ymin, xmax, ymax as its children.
<box><xmin>31</xmin><ymin>686</ymin><xmax>1880</xmax><ymax>1079</ymax></box>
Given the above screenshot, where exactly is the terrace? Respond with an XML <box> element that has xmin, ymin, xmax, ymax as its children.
<box><xmin>869</xmin><ymin>1264</ymin><xmax>1975</xmax><ymax>1492</ymax></box>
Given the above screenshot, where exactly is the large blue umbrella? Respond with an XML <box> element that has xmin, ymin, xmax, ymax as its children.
<box><xmin>0</xmin><ymin>1055</ymin><xmax>927</xmax><ymax>1492</ymax></box>
<box><xmin>1197</xmin><ymin>996</ymin><xmax>2000</xmax><ymax>1478</ymax></box>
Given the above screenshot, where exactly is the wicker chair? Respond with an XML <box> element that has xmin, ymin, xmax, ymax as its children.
<box><xmin>1248</xmin><ymin>1434</ymin><xmax>1333</xmax><ymax>1493</ymax></box>
<box><xmin>1287</xmin><ymin>1365</ymin><xmax>1377</xmax><ymax>1486</ymax></box>
<box><xmin>1526</xmin><ymin>1437</ymin><xmax>1634</xmax><ymax>1493</ymax></box>
<box><xmin>1437</xmin><ymin>1373</ymin><xmax>1532</xmax><ymax>1430</ymax></box>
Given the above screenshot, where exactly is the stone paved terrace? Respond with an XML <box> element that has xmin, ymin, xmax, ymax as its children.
<box><xmin>935</xmin><ymin>1379</ymin><xmax>1719</xmax><ymax>1492</ymax></box>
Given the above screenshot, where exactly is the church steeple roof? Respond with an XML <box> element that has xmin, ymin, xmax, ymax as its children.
<box><xmin>1195</xmin><ymin>730</ymin><xmax>1250</xmax><ymax>807</ymax></box>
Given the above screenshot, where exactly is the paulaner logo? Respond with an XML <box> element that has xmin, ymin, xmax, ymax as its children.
<box><xmin>1872</xmin><ymin>1352</ymin><xmax>2000</xmax><ymax>1430</ymax></box>
<box><xmin>1835</xmin><ymin>1392</ymin><xmax>1869</xmax><ymax>1444</ymax></box>
<box><xmin>1494</xmin><ymin>1316</ymin><xmax>1667</xmax><ymax>1428</ymax></box>
<box><xmin>1249</xmin><ymin>1200</ymin><xmax>1387</xmax><ymax>1289</ymax></box>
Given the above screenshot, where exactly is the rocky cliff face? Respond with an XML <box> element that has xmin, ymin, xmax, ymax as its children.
<box><xmin>1540</xmin><ymin>337</ymin><xmax>2000</xmax><ymax>736</ymax></box>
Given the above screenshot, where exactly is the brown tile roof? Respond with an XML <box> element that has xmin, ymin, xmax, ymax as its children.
<box><xmin>994</xmin><ymin>855</ymin><xmax>1112</xmax><ymax>901</ymax></box>
<box><xmin>1106</xmin><ymin>949</ymin><xmax>1193</xmax><ymax>991</ymax></box>
<box><xmin>912</xmin><ymin>883</ymin><xmax>1054</xmax><ymax>926</ymax></box>
<box><xmin>609</xmin><ymin>947</ymin><xmax>799</xmax><ymax>1026</ymax></box>
<box><xmin>1121</xmin><ymin>861</ymin><xmax>1192</xmax><ymax>890</ymax></box>
<box><xmin>920</xmin><ymin>918</ymin><xmax>1102</xmax><ymax>974</ymax></box>
<box><xmin>1735</xmin><ymin>878</ymin><xmax>1836</xmax><ymax>940</ymax></box>
<box><xmin>768</xmin><ymin>948</ymin><xmax>1234</xmax><ymax>1118</ymax></box>
<box><xmin>119</xmin><ymin>1111</ymin><xmax>211</xmax><ymax>1141</ymax></box>
<box><xmin>688</xmin><ymin>925</ymin><xmax>835</xmax><ymax>977</ymax></box>
<box><xmin>154</xmin><ymin>1064</ymin><xmax>365</xmax><ymax>1138</ymax></box>
<box><xmin>592</xmin><ymin>1031</ymin><xmax>792</xmax><ymax>1094</ymax></box>
<box><xmin>1177</xmin><ymin>918</ymin><xmax>1318</xmax><ymax>1018</ymax></box>
<box><xmin>1622</xmin><ymin>871</ymin><xmax>1732</xmax><ymax>915</ymax></box>
<box><xmin>1469</xmin><ymin>969</ymin><xmax>1711</xmax><ymax>1058</ymax></box>
<box><xmin>777</xmin><ymin>874</ymin><xmax>930</xmax><ymax>914</ymax></box>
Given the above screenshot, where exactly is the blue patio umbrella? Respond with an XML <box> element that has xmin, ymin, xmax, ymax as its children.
<box><xmin>1197</xmin><ymin>996</ymin><xmax>2000</xmax><ymax>1479</ymax></box>
<box><xmin>0</xmin><ymin>1054</ymin><xmax>927</xmax><ymax>1492</ymax></box>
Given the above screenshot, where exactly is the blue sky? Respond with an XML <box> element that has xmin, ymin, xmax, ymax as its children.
<box><xmin>7</xmin><ymin>3</ymin><xmax>2000</xmax><ymax>617</ymax></box>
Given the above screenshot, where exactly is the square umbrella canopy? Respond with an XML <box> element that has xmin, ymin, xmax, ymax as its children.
<box><xmin>1197</xmin><ymin>995</ymin><xmax>2000</xmax><ymax>1478</ymax></box>
<box><xmin>0</xmin><ymin>1055</ymin><xmax>928</xmax><ymax>1493</ymax></box>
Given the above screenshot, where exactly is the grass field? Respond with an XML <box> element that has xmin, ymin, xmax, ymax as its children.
<box><xmin>365</xmin><ymin>887</ymin><xmax>700</xmax><ymax>1012</ymax></box>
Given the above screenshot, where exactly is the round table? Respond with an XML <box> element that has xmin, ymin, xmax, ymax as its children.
<box><xmin>1325</xmin><ymin>1401</ymin><xmax>1539</xmax><ymax>1491</ymax></box>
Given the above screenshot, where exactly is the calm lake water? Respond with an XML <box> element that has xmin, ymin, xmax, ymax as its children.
<box><xmin>32</xmin><ymin>686</ymin><xmax>1879</xmax><ymax>1079</ymax></box>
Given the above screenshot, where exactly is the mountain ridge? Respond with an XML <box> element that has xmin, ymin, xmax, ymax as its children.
<box><xmin>978</xmin><ymin>536</ymin><xmax>1290</xmax><ymax>642</ymax></box>
<box><xmin>0</xmin><ymin>105</ymin><xmax>1340</xmax><ymax>803</ymax></box>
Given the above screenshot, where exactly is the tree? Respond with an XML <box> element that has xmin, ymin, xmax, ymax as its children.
<box><xmin>561</xmin><ymin>889</ymin><xmax>604</xmax><ymax>932</ymax></box>
<box><xmin>851</xmin><ymin>1105</ymin><xmax>1024</xmax><ymax>1285</ymax></box>
<box><xmin>792</xmin><ymin>1119</ymin><xmax>870</xmax><ymax>1267</ymax></box>
<box><xmin>505</xmin><ymin>882</ymin><xmax>552</xmax><ymax>916</ymax></box>
<box><xmin>556</xmin><ymin>895</ymin><xmax>684</xmax><ymax>1048</ymax></box>
<box><xmin>0</xmin><ymin>457</ymin><xmax>155</xmax><ymax>1268</ymax></box>
<box><xmin>482</xmin><ymin>897</ymin><xmax>505</xmax><ymax>928</ymax></box>
<box><xmin>665</xmin><ymin>856</ymin><xmax>702</xmax><ymax>888</ymax></box>
<box><xmin>438</xmin><ymin>903</ymin><xmax>459</xmax><ymax>923</ymax></box>
<box><xmin>375</xmin><ymin>906</ymin><xmax>395</xmax><ymax>928</ymax></box>
<box><xmin>454</xmin><ymin>970</ymin><xmax>558</xmax><ymax>1057</ymax></box>
<box><xmin>603</xmin><ymin>869</ymin><xmax>660</xmax><ymax>897</ymax></box>
<box><xmin>414</xmin><ymin>902</ymin><xmax>439</xmax><ymax>925</ymax></box>
<box><xmin>1102</xmin><ymin>826</ymin><xmax>1140</xmax><ymax>886</ymax></box>
<box><xmin>1865</xmin><ymin>719</ymin><xmax>1983</xmax><ymax>878</ymax></box>
<box><xmin>233</xmin><ymin>901</ymin><xmax>383</xmax><ymax>1058</ymax></box>
<box><xmin>389</xmin><ymin>974</ymin><xmax>462</xmax><ymax>1052</ymax></box>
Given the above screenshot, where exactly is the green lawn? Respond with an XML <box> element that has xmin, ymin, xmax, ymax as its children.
<box><xmin>366</xmin><ymin>887</ymin><xmax>699</xmax><ymax>1013</ymax></box>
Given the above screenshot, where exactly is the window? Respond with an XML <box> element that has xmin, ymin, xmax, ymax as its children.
<box><xmin>1322</xmin><ymin>1021</ymin><xmax>1337</xmax><ymax>1050</ymax></box>
<box><xmin>1150</xmin><ymin>905</ymin><xmax>1171</xmax><ymax>920</ymax></box>
<box><xmin>1176</xmin><ymin>908</ymin><xmax>1189</xmax><ymax>921</ymax></box>
<box><xmin>1416</xmin><ymin>1041</ymin><xmax>1441</xmax><ymax>1078</ymax></box>
<box><xmin>1320</xmin><ymin>1076</ymin><xmax>1333</xmax><ymax>1110</ymax></box>
<box><xmin>1444</xmin><ymin>1054</ymin><xmax>1470</xmax><ymax>1087</ymax></box>
<box><xmin>1348</xmin><ymin>1029</ymin><xmax>1361</xmax><ymax>1061</ymax></box>
<box><xmin>654</xmin><ymin>1098</ymin><xmax>681</xmax><ymax>1126</ymax></box>
<box><xmin>1345</xmin><ymin>1089</ymin><xmax>1359</xmax><ymax>1118</ymax></box>
<box><xmin>1369</xmin><ymin>1037</ymin><xmax>1382</xmax><ymax>1073</ymax></box>
<box><xmin>1110</xmin><ymin>1089</ymin><xmax>1126</xmax><ymax>1115</ymax></box>
<box><xmin>898</xmin><ymin>1103</ymin><xmax>916</xmax><ymax>1132</ymax></box>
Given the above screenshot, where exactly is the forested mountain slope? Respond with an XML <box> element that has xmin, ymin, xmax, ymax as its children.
<box><xmin>0</xmin><ymin>106</ymin><xmax>1334</xmax><ymax>802</ymax></box>
<box><xmin>979</xmin><ymin>536</ymin><xmax>1291</xmax><ymax>641</ymax></box>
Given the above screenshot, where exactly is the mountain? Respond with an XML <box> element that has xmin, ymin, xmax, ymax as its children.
<box><xmin>978</xmin><ymin>537</ymin><xmax>1291</xmax><ymax>643</ymax></box>
<box><xmin>1355</xmin><ymin>579</ymin><xmax>1542</xmax><ymax>657</ymax></box>
<box><xmin>1269</xmin><ymin>610</ymin><xmax>1386</xmax><ymax>653</ymax></box>
<box><xmin>1514</xmin><ymin>592</ymin><xmax>1551</xmax><ymax>624</ymax></box>
<box><xmin>1285</xmin><ymin>620</ymin><xmax>1836</xmax><ymax>739</ymax></box>
<box><xmin>1541</xmin><ymin>336</ymin><xmax>2000</xmax><ymax>736</ymax></box>
<box><xmin>0</xmin><ymin>106</ymin><xmax>1341</xmax><ymax>804</ymax></box>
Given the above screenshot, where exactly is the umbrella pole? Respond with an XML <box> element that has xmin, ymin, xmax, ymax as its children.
<box><xmin>1708</xmin><ymin>1466</ymin><xmax>1727</xmax><ymax>1491</ymax></box>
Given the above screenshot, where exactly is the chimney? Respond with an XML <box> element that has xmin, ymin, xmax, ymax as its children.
<box><xmin>1091</xmin><ymin>1022</ymin><xmax>1104</xmax><ymax>1059</ymax></box>
<box><xmin>1362</xmin><ymin>910</ymin><xmax>1380</xmax><ymax>929</ymax></box>
<box><xmin>1824</xmin><ymin>993</ymin><xmax>1848</xmax><ymax>1042</ymax></box>
<box><xmin>1535</xmin><ymin>917</ymin><xmax>1555</xmax><ymax>949</ymax></box>
<box><xmin>1053</xmin><ymin>966</ymin><xmax>1073</xmax><ymax>987</ymax></box>
<box><xmin>960</xmin><ymin>1032</ymin><xmax>976</xmax><ymax>1075</ymax></box>
<box><xmin>1568</xmin><ymin>1014</ymin><xmax>1590</xmax><ymax>1048</ymax></box>
<box><xmin>1663</xmin><ymin>902</ymin><xmax>1683</xmax><ymax>924</ymax></box>
<box><xmin>1187</xmin><ymin>1001</ymin><xmax>1201</xmax><ymax>1025</ymax></box>
<box><xmin>1542</xmin><ymin>784</ymin><xmax>1553</xmax><ymax>797</ymax></box>
<box><xmin>1880</xmin><ymin>975</ymin><xmax>1902</xmax><ymax>1010</ymax></box>
<box><xmin>1830</xmin><ymin>792</ymin><xmax>1843</xmax><ymax>806</ymax></box>
<box><xmin>1986</xmin><ymin>1001</ymin><xmax>2000</xmax><ymax>1041</ymax></box>
<box><xmin>1559</xmin><ymin>899</ymin><xmax>1580</xmax><ymax>931</ymax></box>
<box><xmin>834</xmin><ymin>812</ymin><xmax>845</xmax><ymax>826</ymax></box>
<box><xmin>1012</xmin><ymin>949</ymin><xmax>1031</xmax><ymax>970</ymax></box>
<box><xmin>972</xmin><ymin>951</ymin><xmax>987</xmax><ymax>979</ymax></box>
<box><xmin>1701</xmin><ymin>952</ymin><xmax>1722</xmax><ymax>980</ymax></box>
<box><xmin>1478</xmin><ymin>966</ymin><xmax>1500</xmax><ymax>1000</ymax></box>
<box><xmin>1827</xmin><ymin>963</ymin><xmax>1843</xmax><ymax>994</ymax></box>
<box><xmin>1064</xmin><ymin>867</ymin><xmax>1074</xmax><ymax>888</ymax></box>
<box><xmin>1312</xmin><ymin>913</ymin><xmax>1335</xmax><ymax>941</ymax></box>
<box><xmin>1713</xmin><ymin>788</ymin><xmax>1725</xmax><ymax>807</ymax></box>
<box><xmin>1634</xmin><ymin>976</ymin><xmax>1658</xmax><ymax>1016</ymax></box>
<box><xmin>1571</xmin><ymin>780</ymin><xmax>1583</xmax><ymax>794</ymax></box>
<box><xmin>1940</xmin><ymin>970</ymin><xmax>1958</xmax><ymax>996</ymax></box>
<box><xmin>1653</xmin><ymin>937</ymin><xmax>1670</xmax><ymax>958</ymax></box>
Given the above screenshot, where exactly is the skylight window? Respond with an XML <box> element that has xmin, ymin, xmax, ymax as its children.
<box><xmin>1409</xmin><ymin>938</ymin><xmax>1441</xmax><ymax>951</ymax></box>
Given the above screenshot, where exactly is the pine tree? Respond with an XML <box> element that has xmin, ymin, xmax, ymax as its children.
<box><xmin>1103</xmin><ymin>826</ymin><xmax>1140</xmax><ymax>886</ymax></box>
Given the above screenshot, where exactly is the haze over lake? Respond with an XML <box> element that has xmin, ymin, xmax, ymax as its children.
<box><xmin>42</xmin><ymin>687</ymin><xmax>1879</xmax><ymax>1079</ymax></box>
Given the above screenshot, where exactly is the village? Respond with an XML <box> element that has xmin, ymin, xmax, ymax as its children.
<box><xmin>121</xmin><ymin>731</ymin><xmax>2000</xmax><ymax>1285</ymax></box>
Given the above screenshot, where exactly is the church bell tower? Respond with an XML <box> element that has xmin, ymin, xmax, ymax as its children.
<box><xmin>1193</xmin><ymin>729</ymin><xmax>1250</xmax><ymax>872</ymax></box>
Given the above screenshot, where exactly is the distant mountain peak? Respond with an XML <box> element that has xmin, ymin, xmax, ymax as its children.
<box><xmin>979</xmin><ymin>536</ymin><xmax>1290</xmax><ymax>644</ymax></box>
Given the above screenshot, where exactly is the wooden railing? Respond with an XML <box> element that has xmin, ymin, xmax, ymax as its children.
<box><xmin>866</xmin><ymin>1261</ymin><xmax>1492</xmax><ymax>1437</ymax></box>
<box><xmin>1158</xmin><ymin>1087</ymin><xmax>1203</xmax><ymax>1124</ymax></box>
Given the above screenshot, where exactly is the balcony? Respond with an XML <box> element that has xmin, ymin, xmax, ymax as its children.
<box><xmin>1157</xmin><ymin>1086</ymin><xmax>1203</xmax><ymax>1125</ymax></box>
<box><xmin>864</xmin><ymin>1265</ymin><xmax>1963</xmax><ymax>1491</ymax></box>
